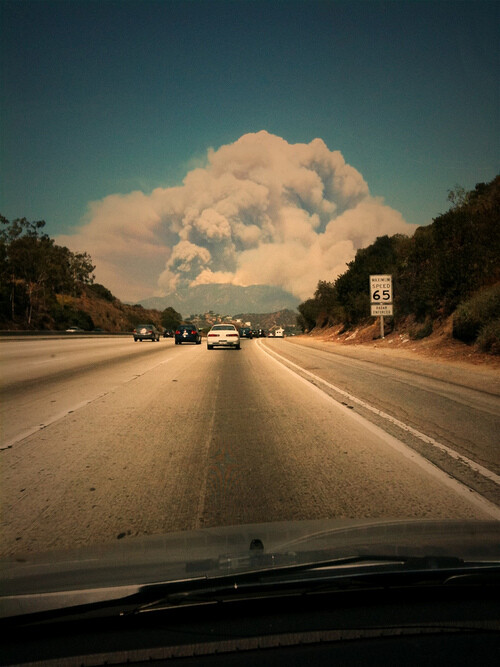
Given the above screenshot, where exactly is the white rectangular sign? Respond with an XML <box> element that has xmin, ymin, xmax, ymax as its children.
<box><xmin>371</xmin><ymin>303</ymin><xmax>394</xmax><ymax>316</ymax></box>
<box><xmin>370</xmin><ymin>275</ymin><xmax>393</xmax><ymax>305</ymax></box>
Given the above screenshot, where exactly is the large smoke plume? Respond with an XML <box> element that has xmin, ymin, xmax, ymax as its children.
<box><xmin>57</xmin><ymin>131</ymin><xmax>415</xmax><ymax>302</ymax></box>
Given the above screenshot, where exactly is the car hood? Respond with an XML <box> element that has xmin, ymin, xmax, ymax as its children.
<box><xmin>1</xmin><ymin>518</ymin><xmax>499</xmax><ymax>618</ymax></box>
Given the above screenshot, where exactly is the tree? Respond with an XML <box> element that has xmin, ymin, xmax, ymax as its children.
<box><xmin>447</xmin><ymin>184</ymin><xmax>471</xmax><ymax>209</ymax></box>
<box><xmin>68</xmin><ymin>251</ymin><xmax>95</xmax><ymax>292</ymax></box>
<box><xmin>395</xmin><ymin>225</ymin><xmax>439</xmax><ymax>320</ymax></box>
<box><xmin>297</xmin><ymin>298</ymin><xmax>319</xmax><ymax>332</ymax></box>
<box><xmin>161</xmin><ymin>306</ymin><xmax>182</xmax><ymax>330</ymax></box>
<box><xmin>0</xmin><ymin>215</ymin><xmax>96</xmax><ymax>327</ymax></box>
<box><xmin>0</xmin><ymin>215</ymin><xmax>49</xmax><ymax>244</ymax></box>
<box><xmin>435</xmin><ymin>176</ymin><xmax>500</xmax><ymax>314</ymax></box>
<box><xmin>313</xmin><ymin>280</ymin><xmax>343</xmax><ymax>326</ymax></box>
<box><xmin>88</xmin><ymin>283</ymin><xmax>114</xmax><ymax>302</ymax></box>
<box><xmin>335</xmin><ymin>235</ymin><xmax>401</xmax><ymax>325</ymax></box>
<box><xmin>0</xmin><ymin>216</ymin><xmax>51</xmax><ymax>323</ymax></box>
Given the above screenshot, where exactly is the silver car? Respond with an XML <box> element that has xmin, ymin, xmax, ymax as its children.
<box><xmin>133</xmin><ymin>324</ymin><xmax>160</xmax><ymax>342</ymax></box>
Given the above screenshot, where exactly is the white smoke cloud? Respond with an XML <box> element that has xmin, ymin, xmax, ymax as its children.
<box><xmin>57</xmin><ymin>131</ymin><xmax>416</xmax><ymax>302</ymax></box>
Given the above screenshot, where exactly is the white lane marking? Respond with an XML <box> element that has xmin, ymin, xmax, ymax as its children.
<box><xmin>256</xmin><ymin>340</ymin><xmax>500</xmax><ymax>520</ymax></box>
<box><xmin>1</xmin><ymin>358</ymin><xmax>173</xmax><ymax>451</ymax></box>
<box><xmin>0</xmin><ymin>398</ymin><xmax>107</xmax><ymax>450</ymax></box>
<box><xmin>257</xmin><ymin>341</ymin><xmax>500</xmax><ymax>486</ymax></box>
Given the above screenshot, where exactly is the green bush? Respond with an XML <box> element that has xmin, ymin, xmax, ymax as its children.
<box><xmin>297</xmin><ymin>298</ymin><xmax>320</xmax><ymax>331</ymax></box>
<box><xmin>453</xmin><ymin>283</ymin><xmax>500</xmax><ymax>343</ymax></box>
<box><xmin>87</xmin><ymin>283</ymin><xmax>114</xmax><ymax>302</ymax></box>
<box><xmin>476</xmin><ymin>318</ymin><xmax>500</xmax><ymax>354</ymax></box>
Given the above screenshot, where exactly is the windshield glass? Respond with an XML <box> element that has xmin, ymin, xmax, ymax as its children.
<box><xmin>0</xmin><ymin>0</ymin><xmax>498</xmax><ymax>596</ymax></box>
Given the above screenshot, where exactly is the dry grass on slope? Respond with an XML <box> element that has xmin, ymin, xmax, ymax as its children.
<box><xmin>305</xmin><ymin>316</ymin><xmax>500</xmax><ymax>370</ymax></box>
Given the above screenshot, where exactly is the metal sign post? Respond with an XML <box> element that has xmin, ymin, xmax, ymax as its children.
<box><xmin>370</xmin><ymin>275</ymin><xmax>393</xmax><ymax>339</ymax></box>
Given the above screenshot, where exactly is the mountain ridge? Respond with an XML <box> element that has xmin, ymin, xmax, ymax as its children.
<box><xmin>140</xmin><ymin>283</ymin><xmax>300</xmax><ymax>317</ymax></box>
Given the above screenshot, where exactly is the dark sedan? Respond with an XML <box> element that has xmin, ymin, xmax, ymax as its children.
<box><xmin>175</xmin><ymin>325</ymin><xmax>202</xmax><ymax>345</ymax></box>
<box><xmin>239</xmin><ymin>327</ymin><xmax>253</xmax><ymax>339</ymax></box>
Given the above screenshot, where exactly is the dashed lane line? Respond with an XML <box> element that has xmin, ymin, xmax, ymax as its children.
<box><xmin>1</xmin><ymin>359</ymin><xmax>173</xmax><ymax>451</ymax></box>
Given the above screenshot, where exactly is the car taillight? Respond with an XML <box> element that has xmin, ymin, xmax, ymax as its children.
<box><xmin>191</xmin><ymin>330</ymin><xmax>197</xmax><ymax>334</ymax></box>
<box><xmin>208</xmin><ymin>333</ymin><xmax>218</xmax><ymax>337</ymax></box>
<box><xmin>227</xmin><ymin>333</ymin><xmax>238</xmax><ymax>337</ymax></box>
<box><xmin>175</xmin><ymin>330</ymin><xmax>181</xmax><ymax>334</ymax></box>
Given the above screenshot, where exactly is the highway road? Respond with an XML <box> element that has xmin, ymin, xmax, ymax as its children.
<box><xmin>1</xmin><ymin>335</ymin><xmax>499</xmax><ymax>556</ymax></box>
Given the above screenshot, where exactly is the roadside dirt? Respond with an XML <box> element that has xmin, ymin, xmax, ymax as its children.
<box><xmin>303</xmin><ymin>316</ymin><xmax>500</xmax><ymax>372</ymax></box>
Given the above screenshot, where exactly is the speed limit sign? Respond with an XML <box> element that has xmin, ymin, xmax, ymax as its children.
<box><xmin>370</xmin><ymin>275</ymin><xmax>393</xmax><ymax>316</ymax></box>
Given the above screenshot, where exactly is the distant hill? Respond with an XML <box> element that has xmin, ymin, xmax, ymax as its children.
<box><xmin>140</xmin><ymin>284</ymin><xmax>300</xmax><ymax>318</ymax></box>
<box><xmin>50</xmin><ymin>288</ymin><xmax>167</xmax><ymax>333</ymax></box>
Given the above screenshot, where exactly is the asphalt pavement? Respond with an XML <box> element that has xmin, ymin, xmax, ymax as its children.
<box><xmin>1</xmin><ymin>336</ymin><xmax>498</xmax><ymax>557</ymax></box>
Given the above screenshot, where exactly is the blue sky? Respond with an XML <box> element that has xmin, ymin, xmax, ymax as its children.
<box><xmin>1</xmin><ymin>0</ymin><xmax>498</xmax><ymax>300</ymax></box>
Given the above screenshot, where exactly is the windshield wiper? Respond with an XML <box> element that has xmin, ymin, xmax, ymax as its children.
<box><xmin>2</xmin><ymin>553</ymin><xmax>498</xmax><ymax>625</ymax></box>
<box><xmin>131</xmin><ymin>553</ymin><xmax>500</xmax><ymax>615</ymax></box>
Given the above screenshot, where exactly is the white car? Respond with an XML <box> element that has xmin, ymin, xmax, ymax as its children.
<box><xmin>206</xmin><ymin>324</ymin><xmax>241</xmax><ymax>350</ymax></box>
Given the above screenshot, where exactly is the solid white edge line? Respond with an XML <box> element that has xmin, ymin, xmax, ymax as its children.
<box><xmin>256</xmin><ymin>340</ymin><xmax>500</xmax><ymax>520</ymax></box>
<box><xmin>258</xmin><ymin>341</ymin><xmax>500</xmax><ymax>485</ymax></box>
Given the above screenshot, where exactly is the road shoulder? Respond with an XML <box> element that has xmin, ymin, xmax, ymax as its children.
<box><xmin>286</xmin><ymin>336</ymin><xmax>500</xmax><ymax>396</ymax></box>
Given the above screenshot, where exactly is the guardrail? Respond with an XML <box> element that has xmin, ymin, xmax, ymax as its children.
<box><xmin>0</xmin><ymin>330</ymin><xmax>132</xmax><ymax>337</ymax></box>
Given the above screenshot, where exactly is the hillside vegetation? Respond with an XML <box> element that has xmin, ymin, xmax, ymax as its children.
<box><xmin>297</xmin><ymin>176</ymin><xmax>500</xmax><ymax>354</ymax></box>
<box><xmin>0</xmin><ymin>216</ymin><xmax>167</xmax><ymax>332</ymax></box>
